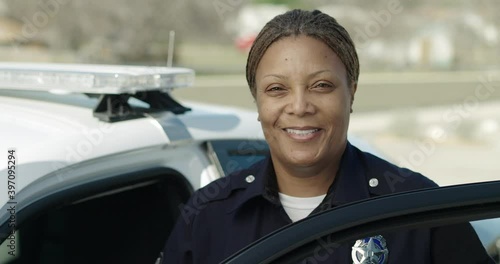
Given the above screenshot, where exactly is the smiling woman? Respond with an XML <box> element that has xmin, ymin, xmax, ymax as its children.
<box><xmin>254</xmin><ymin>35</ymin><xmax>355</xmax><ymax>197</ymax></box>
<box><xmin>160</xmin><ymin>9</ymin><xmax>494</xmax><ymax>264</ymax></box>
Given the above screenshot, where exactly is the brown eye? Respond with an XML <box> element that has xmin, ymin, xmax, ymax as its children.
<box><xmin>265</xmin><ymin>85</ymin><xmax>287</xmax><ymax>97</ymax></box>
<box><xmin>268</xmin><ymin>86</ymin><xmax>284</xmax><ymax>91</ymax></box>
<box><xmin>266</xmin><ymin>85</ymin><xmax>287</xmax><ymax>93</ymax></box>
<box><xmin>314</xmin><ymin>82</ymin><xmax>333</xmax><ymax>88</ymax></box>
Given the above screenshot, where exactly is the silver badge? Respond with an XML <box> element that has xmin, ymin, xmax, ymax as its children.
<box><xmin>351</xmin><ymin>235</ymin><xmax>388</xmax><ymax>264</ymax></box>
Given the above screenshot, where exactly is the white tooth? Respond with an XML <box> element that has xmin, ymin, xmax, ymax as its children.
<box><xmin>286</xmin><ymin>129</ymin><xmax>318</xmax><ymax>135</ymax></box>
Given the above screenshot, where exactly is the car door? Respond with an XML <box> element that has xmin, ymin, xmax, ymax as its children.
<box><xmin>222</xmin><ymin>180</ymin><xmax>500</xmax><ymax>263</ymax></box>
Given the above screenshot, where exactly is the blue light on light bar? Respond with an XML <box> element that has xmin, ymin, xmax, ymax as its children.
<box><xmin>0</xmin><ymin>63</ymin><xmax>195</xmax><ymax>94</ymax></box>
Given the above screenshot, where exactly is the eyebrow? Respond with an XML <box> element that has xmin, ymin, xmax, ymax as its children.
<box><xmin>262</xmin><ymin>73</ymin><xmax>287</xmax><ymax>80</ymax></box>
<box><xmin>307</xmin><ymin>70</ymin><xmax>332</xmax><ymax>78</ymax></box>
<box><xmin>262</xmin><ymin>70</ymin><xmax>332</xmax><ymax>80</ymax></box>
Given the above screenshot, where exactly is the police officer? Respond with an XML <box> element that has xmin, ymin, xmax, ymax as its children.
<box><xmin>161</xmin><ymin>9</ymin><xmax>494</xmax><ymax>263</ymax></box>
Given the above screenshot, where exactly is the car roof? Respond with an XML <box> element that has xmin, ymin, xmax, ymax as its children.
<box><xmin>0</xmin><ymin>83</ymin><xmax>263</xmax><ymax>209</ymax></box>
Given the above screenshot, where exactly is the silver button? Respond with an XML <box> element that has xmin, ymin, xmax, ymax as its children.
<box><xmin>369</xmin><ymin>178</ymin><xmax>379</xmax><ymax>187</ymax></box>
<box><xmin>245</xmin><ymin>175</ymin><xmax>255</xmax><ymax>183</ymax></box>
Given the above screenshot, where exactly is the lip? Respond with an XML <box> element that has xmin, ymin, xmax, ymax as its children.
<box><xmin>282</xmin><ymin>127</ymin><xmax>323</xmax><ymax>142</ymax></box>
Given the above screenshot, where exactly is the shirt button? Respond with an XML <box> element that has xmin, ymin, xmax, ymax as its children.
<box><xmin>369</xmin><ymin>178</ymin><xmax>379</xmax><ymax>187</ymax></box>
<box><xmin>245</xmin><ymin>175</ymin><xmax>255</xmax><ymax>183</ymax></box>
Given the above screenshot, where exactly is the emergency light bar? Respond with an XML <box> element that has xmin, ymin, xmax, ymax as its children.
<box><xmin>0</xmin><ymin>62</ymin><xmax>195</xmax><ymax>122</ymax></box>
<box><xmin>0</xmin><ymin>63</ymin><xmax>194</xmax><ymax>94</ymax></box>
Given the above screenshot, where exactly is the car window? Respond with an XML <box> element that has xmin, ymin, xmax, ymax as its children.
<box><xmin>0</xmin><ymin>170</ymin><xmax>192</xmax><ymax>264</ymax></box>
<box><xmin>472</xmin><ymin>218</ymin><xmax>500</xmax><ymax>261</ymax></box>
<box><xmin>208</xmin><ymin>140</ymin><xmax>269</xmax><ymax>176</ymax></box>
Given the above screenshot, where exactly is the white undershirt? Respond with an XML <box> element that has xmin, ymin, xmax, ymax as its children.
<box><xmin>278</xmin><ymin>192</ymin><xmax>327</xmax><ymax>222</ymax></box>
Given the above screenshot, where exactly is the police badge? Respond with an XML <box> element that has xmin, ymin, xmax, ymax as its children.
<box><xmin>351</xmin><ymin>235</ymin><xmax>388</xmax><ymax>264</ymax></box>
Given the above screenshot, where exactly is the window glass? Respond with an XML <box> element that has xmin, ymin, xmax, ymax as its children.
<box><xmin>0</xmin><ymin>176</ymin><xmax>189</xmax><ymax>263</ymax></box>
<box><xmin>277</xmin><ymin>219</ymin><xmax>500</xmax><ymax>264</ymax></box>
<box><xmin>208</xmin><ymin>140</ymin><xmax>269</xmax><ymax>176</ymax></box>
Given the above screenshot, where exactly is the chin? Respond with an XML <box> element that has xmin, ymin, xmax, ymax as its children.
<box><xmin>287</xmin><ymin>153</ymin><xmax>321</xmax><ymax>167</ymax></box>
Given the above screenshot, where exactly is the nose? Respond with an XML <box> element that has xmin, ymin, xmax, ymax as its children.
<box><xmin>285</xmin><ymin>89</ymin><xmax>315</xmax><ymax>117</ymax></box>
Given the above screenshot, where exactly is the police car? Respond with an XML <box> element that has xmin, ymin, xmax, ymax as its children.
<box><xmin>0</xmin><ymin>63</ymin><xmax>498</xmax><ymax>264</ymax></box>
<box><xmin>0</xmin><ymin>63</ymin><xmax>270</xmax><ymax>263</ymax></box>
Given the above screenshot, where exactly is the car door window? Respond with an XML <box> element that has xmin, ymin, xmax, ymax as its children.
<box><xmin>207</xmin><ymin>140</ymin><xmax>269</xmax><ymax>176</ymax></box>
<box><xmin>222</xmin><ymin>181</ymin><xmax>500</xmax><ymax>264</ymax></box>
<box><xmin>0</xmin><ymin>171</ymin><xmax>192</xmax><ymax>264</ymax></box>
<box><xmin>272</xmin><ymin>219</ymin><xmax>499</xmax><ymax>264</ymax></box>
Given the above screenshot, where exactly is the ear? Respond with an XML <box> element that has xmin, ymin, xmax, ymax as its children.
<box><xmin>350</xmin><ymin>81</ymin><xmax>357</xmax><ymax>113</ymax></box>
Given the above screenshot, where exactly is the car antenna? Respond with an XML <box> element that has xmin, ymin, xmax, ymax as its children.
<box><xmin>167</xmin><ymin>30</ymin><xmax>175</xmax><ymax>67</ymax></box>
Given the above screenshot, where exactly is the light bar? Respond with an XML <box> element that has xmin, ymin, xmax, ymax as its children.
<box><xmin>0</xmin><ymin>63</ymin><xmax>195</xmax><ymax>94</ymax></box>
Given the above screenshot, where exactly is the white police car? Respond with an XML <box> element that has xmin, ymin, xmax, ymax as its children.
<box><xmin>0</xmin><ymin>63</ymin><xmax>498</xmax><ymax>264</ymax></box>
<box><xmin>0</xmin><ymin>63</ymin><xmax>270</xmax><ymax>263</ymax></box>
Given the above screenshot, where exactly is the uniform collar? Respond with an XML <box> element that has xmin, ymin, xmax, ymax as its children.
<box><xmin>327</xmin><ymin>141</ymin><xmax>371</xmax><ymax>207</ymax></box>
<box><xmin>226</xmin><ymin>154</ymin><xmax>274</xmax><ymax>213</ymax></box>
<box><xmin>226</xmin><ymin>141</ymin><xmax>373</xmax><ymax>213</ymax></box>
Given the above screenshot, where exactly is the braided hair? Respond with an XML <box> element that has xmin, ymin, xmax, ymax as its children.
<box><xmin>246</xmin><ymin>9</ymin><xmax>359</xmax><ymax>98</ymax></box>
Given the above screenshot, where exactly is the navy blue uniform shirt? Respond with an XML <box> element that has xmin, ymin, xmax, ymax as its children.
<box><xmin>161</xmin><ymin>142</ymin><xmax>493</xmax><ymax>263</ymax></box>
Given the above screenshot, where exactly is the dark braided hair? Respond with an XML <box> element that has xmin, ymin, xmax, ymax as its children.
<box><xmin>246</xmin><ymin>9</ymin><xmax>359</xmax><ymax>98</ymax></box>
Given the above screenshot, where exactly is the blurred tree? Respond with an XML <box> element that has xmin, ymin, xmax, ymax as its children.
<box><xmin>3</xmin><ymin>0</ymin><xmax>499</xmax><ymax>70</ymax></box>
<box><xmin>4</xmin><ymin>0</ymin><xmax>238</xmax><ymax>64</ymax></box>
<box><xmin>251</xmin><ymin>0</ymin><xmax>317</xmax><ymax>9</ymax></box>
<box><xmin>251</xmin><ymin>0</ymin><xmax>306</xmax><ymax>8</ymax></box>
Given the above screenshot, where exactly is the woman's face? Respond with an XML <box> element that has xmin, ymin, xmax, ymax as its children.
<box><xmin>255</xmin><ymin>35</ymin><xmax>356</xmax><ymax>169</ymax></box>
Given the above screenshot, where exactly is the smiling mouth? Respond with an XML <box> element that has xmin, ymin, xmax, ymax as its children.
<box><xmin>284</xmin><ymin>128</ymin><xmax>321</xmax><ymax>135</ymax></box>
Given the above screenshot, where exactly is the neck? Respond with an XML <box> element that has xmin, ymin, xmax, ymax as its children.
<box><xmin>273</xmin><ymin>145</ymin><xmax>345</xmax><ymax>197</ymax></box>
